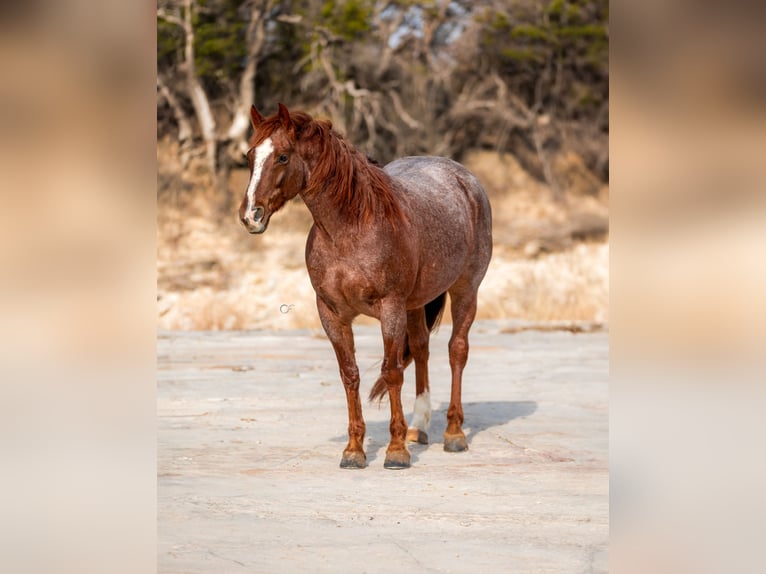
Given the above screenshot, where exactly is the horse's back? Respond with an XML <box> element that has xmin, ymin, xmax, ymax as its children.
<box><xmin>385</xmin><ymin>156</ymin><xmax>492</xmax><ymax>291</ymax></box>
<box><xmin>385</xmin><ymin>156</ymin><xmax>490</xmax><ymax>222</ymax></box>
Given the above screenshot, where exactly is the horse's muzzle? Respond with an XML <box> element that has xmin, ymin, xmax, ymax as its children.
<box><xmin>241</xmin><ymin>205</ymin><xmax>267</xmax><ymax>234</ymax></box>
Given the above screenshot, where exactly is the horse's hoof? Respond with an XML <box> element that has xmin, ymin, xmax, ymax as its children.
<box><xmin>340</xmin><ymin>451</ymin><xmax>366</xmax><ymax>469</ymax></box>
<box><xmin>443</xmin><ymin>433</ymin><xmax>468</xmax><ymax>453</ymax></box>
<box><xmin>406</xmin><ymin>428</ymin><xmax>429</xmax><ymax>445</ymax></box>
<box><xmin>383</xmin><ymin>450</ymin><xmax>411</xmax><ymax>469</ymax></box>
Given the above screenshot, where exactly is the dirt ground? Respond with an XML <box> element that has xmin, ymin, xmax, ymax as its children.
<box><xmin>158</xmin><ymin>322</ymin><xmax>609</xmax><ymax>573</ymax></box>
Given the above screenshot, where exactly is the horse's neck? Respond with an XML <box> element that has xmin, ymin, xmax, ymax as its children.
<box><xmin>301</xmin><ymin>186</ymin><xmax>359</xmax><ymax>241</ymax></box>
<box><xmin>302</xmin><ymin>144</ymin><xmax>380</xmax><ymax>240</ymax></box>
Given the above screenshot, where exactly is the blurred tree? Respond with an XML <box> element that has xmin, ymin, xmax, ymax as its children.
<box><xmin>157</xmin><ymin>0</ymin><xmax>609</xmax><ymax>192</ymax></box>
<box><xmin>465</xmin><ymin>0</ymin><xmax>609</xmax><ymax>184</ymax></box>
<box><xmin>157</xmin><ymin>0</ymin><xmax>276</xmax><ymax>192</ymax></box>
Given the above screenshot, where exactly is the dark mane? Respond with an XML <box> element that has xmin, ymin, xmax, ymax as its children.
<box><xmin>293</xmin><ymin>114</ymin><xmax>407</xmax><ymax>228</ymax></box>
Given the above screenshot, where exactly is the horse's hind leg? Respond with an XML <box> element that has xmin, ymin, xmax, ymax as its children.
<box><xmin>444</xmin><ymin>287</ymin><xmax>478</xmax><ymax>452</ymax></box>
<box><xmin>406</xmin><ymin>307</ymin><xmax>431</xmax><ymax>445</ymax></box>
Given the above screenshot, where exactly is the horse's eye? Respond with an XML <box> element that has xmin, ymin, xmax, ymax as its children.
<box><xmin>277</xmin><ymin>154</ymin><xmax>289</xmax><ymax>164</ymax></box>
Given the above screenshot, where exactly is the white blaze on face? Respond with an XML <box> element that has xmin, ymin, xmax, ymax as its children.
<box><xmin>245</xmin><ymin>137</ymin><xmax>274</xmax><ymax>213</ymax></box>
<box><xmin>410</xmin><ymin>390</ymin><xmax>431</xmax><ymax>431</ymax></box>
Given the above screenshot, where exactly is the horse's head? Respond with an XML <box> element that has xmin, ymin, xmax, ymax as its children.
<box><xmin>239</xmin><ymin>103</ymin><xmax>309</xmax><ymax>234</ymax></box>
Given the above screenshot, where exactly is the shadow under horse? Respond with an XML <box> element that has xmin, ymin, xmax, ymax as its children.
<box><xmin>333</xmin><ymin>400</ymin><xmax>538</xmax><ymax>466</ymax></box>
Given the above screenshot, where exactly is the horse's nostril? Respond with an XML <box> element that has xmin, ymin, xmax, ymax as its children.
<box><xmin>251</xmin><ymin>206</ymin><xmax>264</xmax><ymax>221</ymax></box>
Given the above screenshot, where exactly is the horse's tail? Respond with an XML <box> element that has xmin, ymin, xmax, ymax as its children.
<box><xmin>368</xmin><ymin>292</ymin><xmax>447</xmax><ymax>403</ymax></box>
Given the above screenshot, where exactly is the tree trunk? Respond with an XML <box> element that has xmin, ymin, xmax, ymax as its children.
<box><xmin>181</xmin><ymin>0</ymin><xmax>219</xmax><ymax>183</ymax></box>
<box><xmin>157</xmin><ymin>73</ymin><xmax>194</xmax><ymax>168</ymax></box>
<box><xmin>226</xmin><ymin>2</ymin><xmax>268</xmax><ymax>157</ymax></box>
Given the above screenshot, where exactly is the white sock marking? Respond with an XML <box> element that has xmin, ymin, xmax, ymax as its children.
<box><xmin>245</xmin><ymin>137</ymin><xmax>274</xmax><ymax>212</ymax></box>
<box><xmin>410</xmin><ymin>391</ymin><xmax>431</xmax><ymax>431</ymax></box>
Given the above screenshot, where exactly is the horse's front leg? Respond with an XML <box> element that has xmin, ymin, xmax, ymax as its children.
<box><xmin>377</xmin><ymin>300</ymin><xmax>410</xmax><ymax>469</ymax></box>
<box><xmin>317</xmin><ymin>297</ymin><xmax>366</xmax><ymax>469</ymax></box>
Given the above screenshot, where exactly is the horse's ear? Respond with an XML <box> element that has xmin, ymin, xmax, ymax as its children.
<box><xmin>250</xmin><ymin>105</ymin><xmax>264</xmax><ymax>128</ymax></box>
<box><xmin>277</xmin><ymin>103</ymin><xmax>295</xmax><ymax>139</ymax></box>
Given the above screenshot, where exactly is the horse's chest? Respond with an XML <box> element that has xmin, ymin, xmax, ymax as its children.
<box><xmin>305</xmin><ymin>228</ymin><xmax>415</xmax><ymax>316</ymax></box>
<box><xmin>306</xmin><ymin>245</ymin><xmax>387</xmax><ymax>315</ymax></box>
<box><xmin>310</xmin><ymin>261</ymin><xmax>381</xmax><ymax>313</ymax></box>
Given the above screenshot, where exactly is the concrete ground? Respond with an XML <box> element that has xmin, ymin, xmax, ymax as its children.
<box><xmin>158</xmin><ymin>322</ymin><xmax>608</xmax><ymax>573</ymax></box>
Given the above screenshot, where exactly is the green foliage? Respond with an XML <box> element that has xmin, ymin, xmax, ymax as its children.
<box><xmin>157</xmin><ymin>17</ymin><xmax>184</xmax><ymax>67</ymax></box>
<box><xmin>546</xmin><ymin>0</ymin><xmax>582</xmax><ymax>20</ymax></box>
<box><xmin>510</xmin><ymin>24</ymin><xmax>551</xmax><ymax>43</ymax></box>
<box><xmin>475</xmin><ymin>0</ymin><xmax>608</xmax><ymax>113</ymax></box>
<box><xmin>483</xmin><ymin>10</ymin><xmax>510</xmax><ymax>33</ymax></box>
<box><xmin>192</xmin><ymin>0</ymin><xmax>248</xmax><ymax>81</ymax></box>
<box><xmin>501</xmin><ymin>47</ymin><xmax>545</xmax><ymax>64</ymax></box>
<box><xmin>319</xmin><ymin>0</ymin><xmax>373</xmax><ymax>40</ymax></box>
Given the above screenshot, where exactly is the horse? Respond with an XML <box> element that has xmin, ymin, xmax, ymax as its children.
<box><xmin>239</xmin><ymin>103</ymin><xmax>492</xmax><ymax>469</ymax></box>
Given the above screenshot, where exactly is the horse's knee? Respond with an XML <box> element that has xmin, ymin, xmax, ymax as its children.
<box><xmin>340</xmin><ymin>363</ymin><xmax>360</xmax><ymax>390</ymax></box>
<box><xmin>342</xmin><ymin>380</ymin><xmax>360</xmax><ymax>394</ymax></box>
<box><xmin>382</xmin><ymin>363</ymin><xmax>404</xmax><ymax>387</ymax></box>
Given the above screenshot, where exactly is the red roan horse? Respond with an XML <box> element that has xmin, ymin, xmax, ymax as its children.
<box><xmin>239</xmin><ymin>104</ymin><xmax>492</xmax><ymax>469</ymax></box>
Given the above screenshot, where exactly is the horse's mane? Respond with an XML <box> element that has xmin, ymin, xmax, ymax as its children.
<box><xmin>286</xmin><ymin>112</ymin><xmax>407</xmax><ymax>228</ymax></box>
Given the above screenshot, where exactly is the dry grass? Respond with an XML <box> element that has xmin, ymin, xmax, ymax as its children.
<box><xmin>157</xmin><ymin>146</ymin><xmax>609</xmax><ymax>330</ymax></box>
<box><xmin>478</xmin><ymin>241</ymin><xmax>609</xmax><ymax>323</ymax></box>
